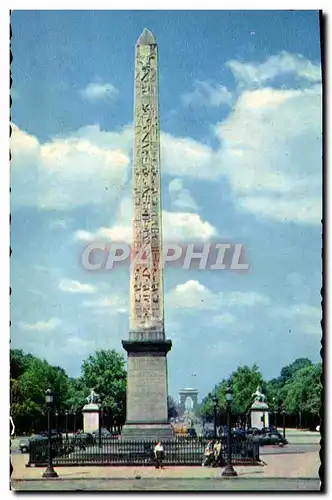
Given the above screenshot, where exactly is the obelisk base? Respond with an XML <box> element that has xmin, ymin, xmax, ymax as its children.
<box><xmin>121</xmin><ymin>423</ymin><xmax>174</xmax><ymax>440</ymax></box>
<box><xmin>122</xmin><ymin>339</ymin><xmax>174</xmax><ymax>441</ymax></box>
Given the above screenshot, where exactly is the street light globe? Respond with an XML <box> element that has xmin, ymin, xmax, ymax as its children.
<box><xmin>45</xmin><ymin>389</ymin><xmax>53</xmax><ymax>404</ymax></box>
<box><xmin>212</xmin><ymin>395</ymin><xmax>217</xmax><ymax>407</ymax></box>
<box><xmin>225</xmin><ymin>389</ymin><xmax>233</xmax><ymax>402</ymax></box>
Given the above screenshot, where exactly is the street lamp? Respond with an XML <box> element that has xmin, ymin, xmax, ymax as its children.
<box><xmin>272</xmin><ymin>397</ymin><xmax>278</xmax><ymax>429</ymax></box>
<box><xmin>42</xmin><ymin>389</ymin><xmax>58</xmax><ymax>478</ymax></box>
<box><xmin>212</xmin><ymin>395</ymin><xmax>217</xmax><ymax>439</ymax></box>
<box><xmin>282</xmin><ymin>410</ymin><xmax>286</xmax><ymax>439</ymax></box>
<box><xmin>65</xmin><ymin>410</ymin><xmax>68</xmax><ymax>441</ymax></box>
<box><xmin>98</xmin><ymin>395</ymin><xmax>104</xmax><ymax>448</ymax></box>
<box><xmin>222</xmin><ymin>388</ymin><xmax>237</xmax><ymax>477</ymax></box>
<box><xmin>71</xmin><ymin>407</ymin><xmax>77</xmax><ymax>434</ymax></box>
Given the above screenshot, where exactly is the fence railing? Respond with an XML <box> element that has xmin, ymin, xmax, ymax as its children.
<box><xmin>27</xmin><ymin>436</ymin><xmax>260</xmax><ymax>467</ymax></box>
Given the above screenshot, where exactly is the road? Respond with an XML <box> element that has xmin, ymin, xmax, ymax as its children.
<box><xmin>11</xmin><ymin>478</ymin><xmax>321</xmax><ymax>491</ymax></box>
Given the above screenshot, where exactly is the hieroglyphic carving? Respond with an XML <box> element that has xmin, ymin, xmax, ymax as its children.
<box><xmin>130</xmin><ymin>37</ymin><xmax>164</xmax><ymax>335</ymax></box>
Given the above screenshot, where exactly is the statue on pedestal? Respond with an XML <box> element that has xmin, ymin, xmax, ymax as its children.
<box><xmin>86</xmin><ymin>388</ymin><xmax>99</xmax><ymax>405</ymax></box>
<box><xmin>252</xmin><ymin>386</ymin><xmax>267</xmax><ymax>403</ymax></box>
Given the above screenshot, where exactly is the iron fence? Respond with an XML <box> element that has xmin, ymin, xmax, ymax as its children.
<box><xmin>27</xmin><ymin>436</ymin><xmax>260</xmax><ymax>467</ymax></box>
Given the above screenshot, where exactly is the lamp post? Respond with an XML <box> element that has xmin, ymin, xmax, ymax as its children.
<box><xmin>65</xmin><ymin>410</ymin><xmax>68</xmax><ymax>441</ymax></box>
<box><xmin>98</xmin><ymin>395</ymin><xmax>103</xmax><ymax>448</ymax></box>
<box><xmin>42</xmin><ymin>389</ymin><xmax>58</xmax><ymax>478</ymax></box>
<box><xmin>71</xmin><ymin>407</ymin><xmax>77</xmax><ymax>434</ymax></box>
<box><xmin>282</xmin><ymin>410</ymin><xmax>286</xmax><ymax>439</ymax></box>
<box><xmin>222</xmin><ymin>388</ymin><xmax>237</xmax><ymax>477</ymax></box>
<box><xmin>212</xmin><ymin>395</ymin><xmax>217</xmax><ymax>439</ymax></box>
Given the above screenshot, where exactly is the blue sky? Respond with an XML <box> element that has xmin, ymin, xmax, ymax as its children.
<box><xmin>10</xmin><ymin>10</ymin><xmax>322</xmax><ymax>402</ymax></box>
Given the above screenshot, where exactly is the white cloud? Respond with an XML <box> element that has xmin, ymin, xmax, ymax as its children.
<box><xmin>168</xmin><ymin>179</ymin><xmax>198</xmax><ymax>211</ymax></box>
<box><xmin>83</xmin><ymin>294</ymin><xmax>128</xmax><ymax>315</ymax></box>
<box><xmin>163</xmin><ymin>211</ymin><xmax>217</xmax><ymax>242</ymax></box>
<box><xmin>80</xmin><ymin>82</ymin><xmax>119</xmax><ymax>101</ymax></box>
<box><xmin>74</xmin><ymin>204</ymin><xmax>217</xmax><ymax>244</ymax></box>
<box><xmin>227</xmin><ymin>51</ymin><xmax>321</xmax><ymax>87</ymax></box>
<box><xmin>275</xmin><ymin>303</ymin><xmax>321</xmax><ymax>320</ymax></box>
<box><xmin>167</xmin><ymin>280</ymin><xmax>270</xmax><ymax>311</ymax></box>
<box><xmin>215</xmin><ymin>84</ymin><xmax>322</xmax><ymax>225</ymax></box>
<box><xmin>11</xmin><ymin>124</ymin><xmax>131</xmax><ymax>209</ymax></box>
<box><xmin>273</xmin><ymin>303</ymin><xmax>321</xmax><ymax>336</ymax></box>
<box><xmin>182</xmin><ymin>81</ymin><xmax>233</xmax><ymax>107</ymax></box>
<box><xmin>163</xmin><ymin>58</ymin><xmax>322</xmax><ymax>226</ymax></box>
<box><xmin>161</xmin><ymin>132</ymin><xmax>217</xmax><ymax>180</ymax></box>
<box><xmin>239</xmin><ymin>196</ymin><xmax>321</xmax><ymax>225</ymax></box>
<box><xmin>59</xmin><ymin>279</ymin><xmax>97</xmax><ymax>294</ymax></box>
<box><xmin>18</xmin><ymin>317</ymin><xmax>62</xmax><ymax>331</ymax></box>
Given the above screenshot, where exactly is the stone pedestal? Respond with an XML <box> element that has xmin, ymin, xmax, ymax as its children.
<box><xmin>250</xmin><ymin>401</ymin><xmax>269</xmax><ymax>429</ymax></box>
<box><xmin>82</xmin><ymin>403</ymin><xmax>100</xmax><ymax>434</ymax></box>
<box><xmin>121</xmin><ymin>339</ymin><xmax>174</xmax><ymax>440</ymax></box>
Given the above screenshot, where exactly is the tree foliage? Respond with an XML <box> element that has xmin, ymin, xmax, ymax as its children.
<box><xmin>10</xmin><ymin>348</ymin><xmax>127</xmax><ymax>432</ymax></box>
<box><xmin>80</xmin><ymin>349</ymin><xmax>127</xmax><ymax>416</ymax></box>
<box><xmin>199</xmin><ymin>359</ymin><xmax>322</xmax><ymax>421</ymax></box>
<box><xmin>10</xmin><ymin>346</ymin><xmax>322</xmax><ymax>434</ymax></box>
<box><xmin>281</xmin><ymin>363</ymin><xmax>322</xmax><ymax>414</ymax></box>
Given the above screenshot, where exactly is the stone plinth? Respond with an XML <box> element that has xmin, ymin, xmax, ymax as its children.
<box><xmin>250</xmin><ymin>401</ymin><xmax>270</xmax><ymax>429</ymax></box>
<box><xmin>121</xmin><ymin>340</ymin><xmax>174</xmax><ymax>440</ymax></box>
<box><xmin>82</xmin><ymin>403</ymin><xmax>100</xmax><ymax>434</ymax></box>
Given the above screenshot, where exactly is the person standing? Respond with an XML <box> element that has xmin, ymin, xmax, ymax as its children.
<box><xmin>202</xmin><ymin>440</ymin><xmax>214</xmax><ymax>467</ymax></box>
<box><xmin>213</xmin><ymin>439</ymin><xmax>222</xmax><ymax>467</ymax></box>
<box><xmin>154</xmin><ymin>441</ymin><xmax>164</xmax><ymax>469</ymax></box>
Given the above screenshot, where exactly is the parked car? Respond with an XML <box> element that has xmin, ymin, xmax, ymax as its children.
<box><xmin>19</xmin><ymin>438</ymin><xmax>31</xmax><ymax>453</ymax></box>
<box><xmin>72</xmin><ymin>432</ymin><xmax>95</xmax><ymax>448</ymax></box>
<box><xmin>249</xmin><ymin>430</ymin><xmax>287</xmax><ymax>446</ymax></box>
<box><xmin>91</xmin><ymin>428</ymin><xmax>119</xmax><ymax>440</ymax></box>
<box><xmin>19</xmin><ymin>431</ymin><xmax>62</xmax><ymax>453</ymax></box>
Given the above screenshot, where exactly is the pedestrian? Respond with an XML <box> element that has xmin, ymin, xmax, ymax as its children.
<box><xmin>202</xmin><ymin>440</ymin><xmax>214</xmax><ymax>467</ymax></box>
<box><xmin>154</xmin><ymin>440</ymin><xmax>164</xmax><ymax>469</ymax></box>
<box><xmin>213</xmin><ymin>439</ymin><xmax>222</xmax><ymax>467</ymax></box>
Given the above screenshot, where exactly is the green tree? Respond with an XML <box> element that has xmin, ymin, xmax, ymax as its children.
<box><xmin>280</xmin><ymin>358</ymin><xmax>312</xmax><ymax>383</ymax></box>
<box><xmin>282</xmin><ymin>363</ymin><xmax>322</xmax><ymax>415</ymax></box>
<box><xmin>19</xmin><ymin>358</ymin><xmax>70</xmax><ymax>409</ymax></box>
<box><xmin>10</xmin><ymin>350</ymin><xmax>71</xmax><ymax>432</ymax></box>
<box><xmin>10</xmin><ymin>349</ymin><xmax>36</xmax><ymax>380</ymax></box>
<box><xmin>80</xmin><ymin>349</ymin><xmax>127</xmax><ymax>419</ymax></box>
<box><xmin>65</xmin><ymin>377</ymin><xmax>87</xmax><ymax>412</ymax></box>
<box><xmin>230</xmin><ymin>364</ymin><xmax>264</xmax><ymax>413</ymax></box>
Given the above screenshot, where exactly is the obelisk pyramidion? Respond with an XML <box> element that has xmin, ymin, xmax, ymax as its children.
<box><xmin>121</xmin><ymin>29</ymin><xmax>173</xmax><ymax>440</ymax></box>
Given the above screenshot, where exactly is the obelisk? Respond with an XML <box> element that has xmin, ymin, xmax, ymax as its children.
<box><xmin>121</xmin><ymin>29</ymin><xmax>173</xmax><ymax>440</ymax></box>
